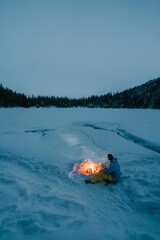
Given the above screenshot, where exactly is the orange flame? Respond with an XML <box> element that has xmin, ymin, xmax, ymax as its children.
<box><xmin>70</xmin><ymin>159</ymin><xmax>103</xmax><ymax>176</ymax></box>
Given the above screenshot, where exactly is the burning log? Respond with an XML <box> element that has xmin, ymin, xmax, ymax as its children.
<box><xmin>70</xmin><ymin>159</ymin><xmax>103</xmax><ymax>176</ymax></box>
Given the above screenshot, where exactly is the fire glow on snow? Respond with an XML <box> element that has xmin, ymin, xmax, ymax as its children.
<box><xmin>70</xmin><ymin>159</ymin><xmax>103</xmax><ymax>176</ymax></box>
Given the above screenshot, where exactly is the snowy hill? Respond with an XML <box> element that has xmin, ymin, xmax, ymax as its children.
<box><xmin>0</xmin><ymin>108</ymin><xmax>160</xmax><ymax>240</ymax></box>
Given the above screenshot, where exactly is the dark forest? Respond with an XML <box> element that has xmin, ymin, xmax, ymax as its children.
<box><xmin>0</xmin><ymin>77</ymin><xmax>160</xmax><ymax>108</ymax></box>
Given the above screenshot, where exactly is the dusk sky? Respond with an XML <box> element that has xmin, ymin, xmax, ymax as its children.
<box><xmin>0</xmin><ymin>0</ymin><xmax>160</xmax><ymax>97</ymax></box>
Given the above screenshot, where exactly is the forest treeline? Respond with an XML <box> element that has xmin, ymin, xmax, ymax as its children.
<box><xmin>0</xmin><ymin>77</ymin><xmax>160</xmax><ymax>108</ymax></box>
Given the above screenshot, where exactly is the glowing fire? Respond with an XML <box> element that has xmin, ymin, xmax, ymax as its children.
<box><xmin>70</xmin><ymin>159</ymin><xmax>103</xmax><ymax>176</ymax></box>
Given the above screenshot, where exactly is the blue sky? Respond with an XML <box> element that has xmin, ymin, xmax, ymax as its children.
<box><xmin>0</xmin><ymin>0</ymin><xmax>160</xmax><ymax>97</ymax></box>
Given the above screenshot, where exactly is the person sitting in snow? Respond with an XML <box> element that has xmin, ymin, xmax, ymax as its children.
<box><xmin>85</xmin><ymin>153</ymin><xmax>120</xmax><ymax>184</ymax></box>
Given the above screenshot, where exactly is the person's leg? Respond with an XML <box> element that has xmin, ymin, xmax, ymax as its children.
<box><xmin>90</xmin><ymin>172</ymin><xmax>103</xmax><ymax>183</ymax></box>
<box><xmin>90</xmin><ymin>171</ymin><xmax>112</xmax><ymax>183</ymax></box>
<box><xmin>102</xmin><ymin>172</ymin><xmax>113</xmax><ymax>182</ymax></box>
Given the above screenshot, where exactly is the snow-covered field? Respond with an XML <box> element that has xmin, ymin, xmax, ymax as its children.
<box><xmin>0</xmin><ymin>108</ymin><xmax>160</xmax><ymax>240</ymax></box>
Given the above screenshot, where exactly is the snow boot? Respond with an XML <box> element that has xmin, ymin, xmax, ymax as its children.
<box><xmin>85</xmin><ymin>179</ymin><xmax>92</xmax><ymax>184</ymax></box>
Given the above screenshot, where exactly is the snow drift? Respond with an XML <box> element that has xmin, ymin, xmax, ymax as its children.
<box><xmin>0</xmin><ymin>108</ymin><xmax>160</xmax><ymax>240</ymax></box>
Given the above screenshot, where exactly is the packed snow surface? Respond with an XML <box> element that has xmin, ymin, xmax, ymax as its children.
<box><xmin>0</xmin><ymin>108</ymin><xmax>160</xmax><ymax>240</ymax></box>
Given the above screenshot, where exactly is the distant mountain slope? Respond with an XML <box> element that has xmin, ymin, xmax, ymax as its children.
<box><xmin>0</xmin><ymin>84</ymin><xmax>28</xmax><ymax>107</ymax></box>
<box><xmin>0</xmin><ymin>77</ymin><xmax>160</xmax><ymax>108</ymax></box>
<box><xmin>99</xmin><ymin>77</ymin><xmax>160</xmax><ymax>108</ymax></box>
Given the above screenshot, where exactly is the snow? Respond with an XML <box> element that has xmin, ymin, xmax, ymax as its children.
<box><xmin>0</xmin><ymin>108</ymin><xmax>160</xmax><ymax>240</ymax></box>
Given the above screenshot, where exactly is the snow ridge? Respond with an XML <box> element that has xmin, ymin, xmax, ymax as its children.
<box><xmin>79</xmin><ymin>122</ymin><xmax>160</xmax><ymax>153</ymax></box>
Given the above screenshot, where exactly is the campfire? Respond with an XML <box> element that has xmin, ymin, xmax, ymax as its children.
<box><xmin>70</xmin><ymin>159</ymin><xmax>103</xmax><ymax>176</ymax></box>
